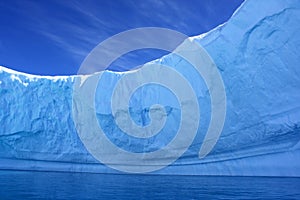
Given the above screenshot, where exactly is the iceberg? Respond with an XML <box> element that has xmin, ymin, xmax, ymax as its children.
<box><xmin>0</xmin><ymin>0</ymin><xmax>300</xmax><ymax>176</ymax></box>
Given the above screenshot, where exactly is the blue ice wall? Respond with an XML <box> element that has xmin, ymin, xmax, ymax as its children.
<box><xmin>0</xmin><ymin>0</ymin><xmax>300</xmax><ymax>176</ymax></box>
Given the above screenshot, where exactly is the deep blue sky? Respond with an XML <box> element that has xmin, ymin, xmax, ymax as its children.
<box><xmin>0</xmin><ymin>0</ymin><xmax>244</xmax><ymax>75</ymax></box>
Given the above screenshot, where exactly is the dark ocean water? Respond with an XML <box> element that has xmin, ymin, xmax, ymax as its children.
<box><xmin>0</xmin><ymin>170</ymin><xmax>299</xmax><ymax>200</ymax></box>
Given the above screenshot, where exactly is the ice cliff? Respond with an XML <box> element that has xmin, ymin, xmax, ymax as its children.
<box><xmin>1</xmin><ymin>0</ymin><xmax>300</xmax><ymax>176</ymax></box>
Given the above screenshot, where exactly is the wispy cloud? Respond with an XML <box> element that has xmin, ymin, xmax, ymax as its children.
<box><xmin>3</xmin><ymin>0</ymin><xmax>197</xmax><ymax>62</ymax></box>
<box><xmin>3</xmin><ymin>0</ymin><xmax>107</xmax><ymax>61</ymax></box>
<box><xmin>1</xmin><ymin>0</ymin><xmax>244</xmax><ymax>74</ymax></box>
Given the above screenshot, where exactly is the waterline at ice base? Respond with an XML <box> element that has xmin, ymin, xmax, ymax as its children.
<box><xmin>0</xmin><ymin>0</ymin><xmax>299</xmax><ymax>176</ymax></box>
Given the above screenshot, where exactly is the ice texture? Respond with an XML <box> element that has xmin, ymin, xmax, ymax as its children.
<box><xmin>1</xmin><ymin>0</ymin><xmax>300</xmax><ymax>176</ymax></box>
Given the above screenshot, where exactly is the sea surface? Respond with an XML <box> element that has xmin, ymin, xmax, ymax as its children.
<box><xmin>0</xmin><ymin>170</ymin><xmax>299</xmax><ymax>199</ymax></box>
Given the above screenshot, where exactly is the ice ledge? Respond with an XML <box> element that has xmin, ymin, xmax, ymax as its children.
<box><xmin>1</xmin><ymin>0</ymin><xmax>300</xmax><ymax>176</ymax></box>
